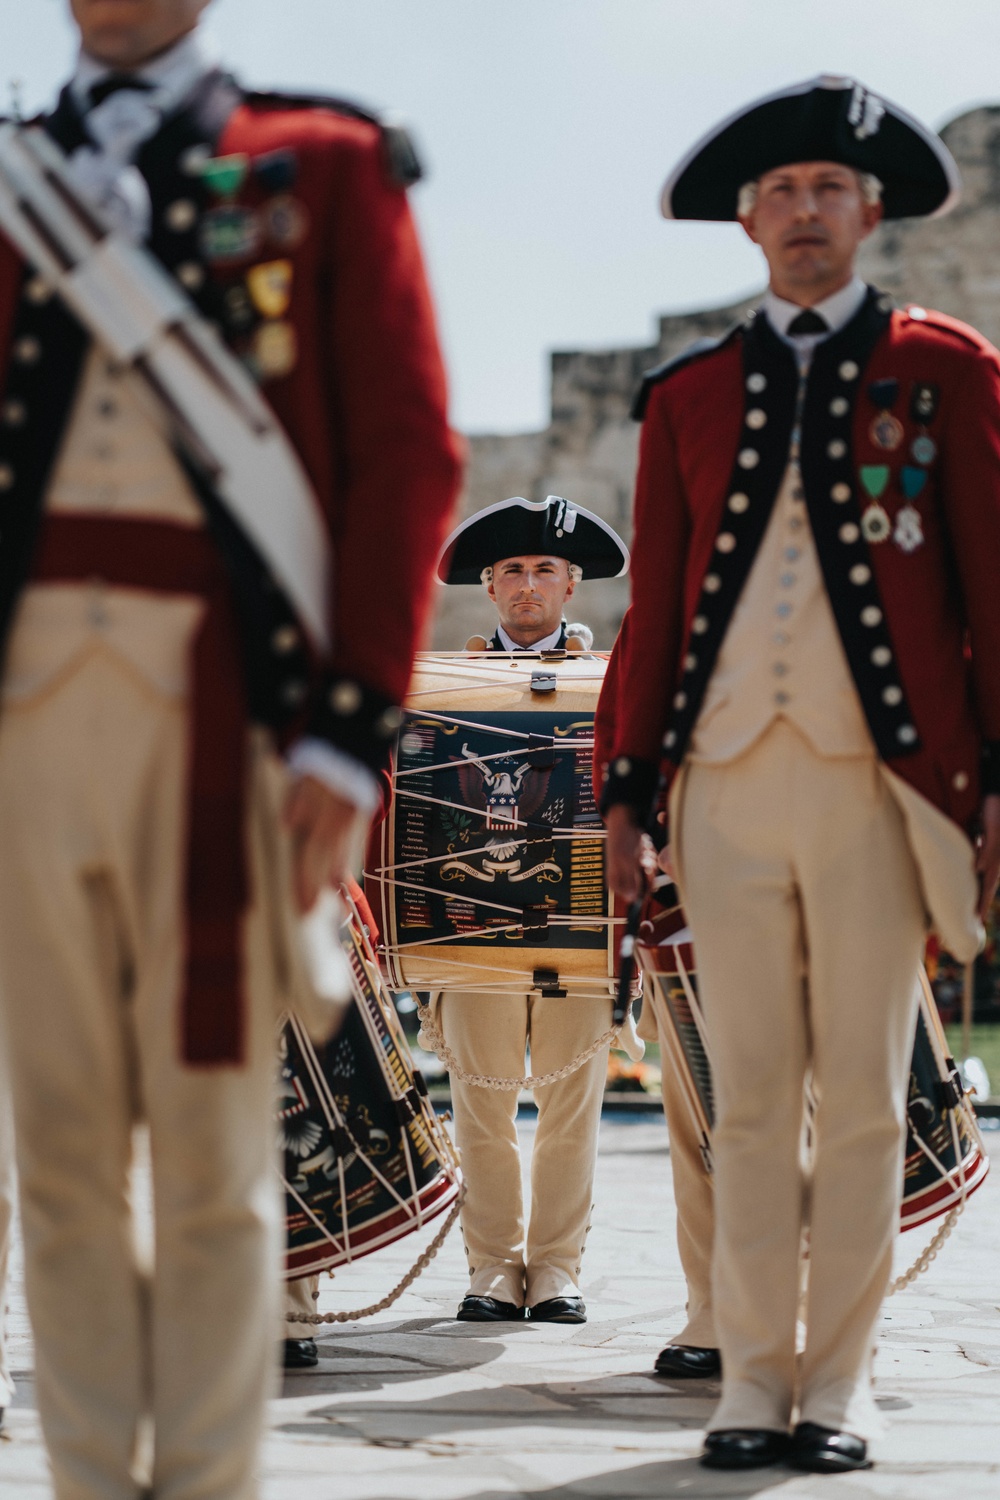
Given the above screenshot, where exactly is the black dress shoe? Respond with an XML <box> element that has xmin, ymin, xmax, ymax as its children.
<box><xmin>528</xmin><ymin>1295</ymin><xmax>586</xmax><ymax>1323</ymax></box>
<box><xmin>282</xmin><ymin>1337</ymin><xmax>319</xmax><ymax>1369</ymax></box>
<box><xmin>456</xmin><ymin>1294</ymin><xmax>525</xmax><ymax>1321</ymax></box>
<box><xmin>654</xmin><ymin>1344</ymin><xmax>721</xmax><ymax>1379</ymax></box>
<box><xmin>788</xmin><ymin>1422</ymin><xmax>872</xmax><ymax>1473</ymax></box>
<box><xmin>701</xmin><ymin>1429</ymin><xmax>789</xmax><ymax>1470</ymax></box>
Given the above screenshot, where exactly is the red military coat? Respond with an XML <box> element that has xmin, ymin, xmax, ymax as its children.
<box><xmin>0</xmin><ymin>73</ymin><xmax>463</xmax><ymax>773</ymax></box>
<box><xmin>598</xmin><ymin>288</ymin><xmax>1000</xmax><ymax>838</ymax></box>
<box><xmin>0</xmin><ymin>75</ymin><xmax>459</xmax><ymax>1063</ymax></box>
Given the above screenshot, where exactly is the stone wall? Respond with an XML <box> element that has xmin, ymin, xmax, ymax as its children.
<box><xmin>430</xmin><ymin>104</ymin><xmax>1000</xmax><ymax>652</ymax></box>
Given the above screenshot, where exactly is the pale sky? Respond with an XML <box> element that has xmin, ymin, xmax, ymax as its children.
<box><xmin>6</xmin><ymin>0</ymin><xmax>1000</xmax><ymax>433</ymax></box>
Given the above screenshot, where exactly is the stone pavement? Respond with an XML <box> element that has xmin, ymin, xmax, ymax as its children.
<box><xmin>2</xmin><ymin>1115</ymin><xmax>999</xmax><ymax>1498</ymax></box>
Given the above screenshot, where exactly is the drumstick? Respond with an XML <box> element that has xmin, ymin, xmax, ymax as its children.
<box><xmin>614</xmin><ymin>898</ymin><xmax>644</xmax><ymax>1027</ymax></box>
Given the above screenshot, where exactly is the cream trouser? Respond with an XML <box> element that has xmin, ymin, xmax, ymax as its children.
<box><xmin>284</xmin><ymin>1275</ymin><xmax>319</xmax><ymax>1339</ymax></box>
<box><xmin>439</xmin><ymin>992</ymin><xmax>609</xmax><ymax>1307</ymax></box>
<box><xmin>0</xmin><ymin>652</ymin><xmax>284</xmax><ymax>1500</ymax></box>
<box><xmin>0</xmin><ymin>1039</ymin><xmax>15</xmax><ymax>1408</ymax></box>
<box><xmin>674</xmin><ymin>722</ymin><xmax>926</xmax><ymax>1438</ymax></box>
<box><xmin>649</xmin><ymin>999</ymin><xmax>716</xmax><ymax>1349</ymax></box>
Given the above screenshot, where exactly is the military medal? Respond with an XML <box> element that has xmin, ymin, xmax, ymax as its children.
<box><xmin>223</xmin><ymin>282</ymin><xmax>256</xmax><ymax>334</ymax></box>
<box><xmin>911</xmin><ymin>433</ymin><xmax>936</xmax><ymax>465</ymax></box>
<box><xmin>900</xmin><ymin>465</ymin><xmax>927</xmax><ymax>499</ymax></box>
<box><xmin>262</xmin><ymin>194</ymin><xmax>309</xmax><ymax>250</ymax></box>
<box><xmin>253</xmin><ymin>149</ymin><xmax>298</xmax><ymax>193</ymax></box>
<box><xmin>910</xmin><ymin>381</ymin><xmax>939</xmax><ymax>425</ymax></box>
<box><xmin>199</xmin><ymin>205</ymin><xmax>261</xmax><ymax>264</ymax></box>
<box><xmin>867</xmin><ymin>376</ymin><xmax>903</xmax><ymax>452</ymax></box>
<box><xmin>893</xmin><ymin>505</ymin><xmax>924</xmax><ymax>553</ymax></box>
<box><xmin>246</xmin><ymin>259</ymin><xmax>294</xmax><ymax>318</ymax></box>
<box><xmin>199</xmin><ymin>152</ymin><xmax>249</xmax><ymax>199</ymax></box>
<box><xmin>251</xmin><ymin>320</ymin><xmax>298</xmax><ymax>379</ymax></box>
<box><xmin>859</xmin><ymin>464</ymin><xmax>891</xmax><ymax>543</ymax></box>
<box><xmin>869</xmin><ymin>410</ymin><xmax>903</xmax><ymax>451</ymax></box>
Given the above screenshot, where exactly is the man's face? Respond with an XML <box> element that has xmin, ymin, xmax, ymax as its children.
<box><xmin>487</xmin><ymin>555</ymin><xmax>575</xmax><ymax>646</ymax></box>
<box><xmin>739</xmin><ymin>161</ymin><xmax>882</xmax><ymax>301</ymax></box>
<box><xmin>70</xmin><ymin>0</ymin><xmax>210</xmax><ymax>66</ymax></box>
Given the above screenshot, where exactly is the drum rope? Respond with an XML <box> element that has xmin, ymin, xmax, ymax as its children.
<box><xmin>285</xmin><ymin>1182</ymin><xmax>467</xmax><ymax>1325</ymax></box>
<box><xmin>416</xmin><ymin>1005</ymin><xmax>618</xmax><ymax>1091</ymax></box>
<box><xmin>887</xmin><ymin>1104</ymin><xmax>970</xmax><ymax>1296</ymax></box>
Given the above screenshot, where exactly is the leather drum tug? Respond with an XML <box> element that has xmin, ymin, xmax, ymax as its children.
<box><xmin>280</xmin><ymin>895</ymin><xmax>462</xmax><ymax>1279</ymax></box>
<box><xmin>637</xmin><ymin>887</ymin><xmax>990</xmax><ymax>1237</ymax></box>
<box><xmin>366</xmin><ymin>651</ymin><xmax>620</xmax><ymax>999</ymax></box>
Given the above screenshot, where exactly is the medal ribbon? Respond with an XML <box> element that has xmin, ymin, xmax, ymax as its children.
<box><xmin>30</xmin><ymin>514</ymin><xmax>250</xmax><ymax>1065</ymax></box>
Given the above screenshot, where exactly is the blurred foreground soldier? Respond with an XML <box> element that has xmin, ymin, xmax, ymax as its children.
<box><xmin>601</xmin><ymin>76</ymin><xmax>1000</xmax><ymax>1473</ymax></box>
<box><xmin>433</xmin><ymin>496</ymin><xmax>628</xmax><ymax>1322</ymax></box>
<box><xmin>0</xmin><ymin>0</ymin><xmax>460</xmax><ymax>1494</ymax></box>
<box><xmin>0</xmin><ymin>1061</ymin><xmax>14</xmax><ymax>1430</ymax></box>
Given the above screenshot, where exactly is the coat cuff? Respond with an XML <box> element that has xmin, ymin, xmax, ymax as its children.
<box><xmin>286</xmin><ymin>738</ymin><xmax>383</xmax><ymax>817</ymax></box>
<box><xmin>983</xmin><ymin>740</ymin><xmax>1000</xmax><ymax>796</ymax></box>
<box><xmin>598</xmin><ymin>754</ymin><xmax>660</xmax><ymax>822</ymax></box>
<box><xmin>308</xmin><ymin>673</ymin><xmax>403</xmax><ymax>774</ymax></box>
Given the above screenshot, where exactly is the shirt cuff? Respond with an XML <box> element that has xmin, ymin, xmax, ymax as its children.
<box><xmin>286</xmin><ymin>737</ymin><xmax>383</xmax><ymax>818</ymax></box>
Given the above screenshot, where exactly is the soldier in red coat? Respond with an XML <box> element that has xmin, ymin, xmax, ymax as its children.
<box><xmin>0</xmin><ymin>1</ymin><xmax>460</xmax><ymax>1495</ymax></box>
<box><xmin>599</xmin><ymin>76</ymin><xmax>1000</xmax><ymax>1474</ymax></box>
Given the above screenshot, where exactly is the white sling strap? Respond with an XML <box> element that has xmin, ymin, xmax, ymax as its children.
<box><xmin>0</xmin><ymin>122</ymin><xmax>331</xmax><ymax>653</ymax></box>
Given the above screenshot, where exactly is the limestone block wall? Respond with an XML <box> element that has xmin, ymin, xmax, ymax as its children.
<box><xmin>429</xmin><ymin>104</ymin><xmax>1000</xmax><ymax>654</ymax></box>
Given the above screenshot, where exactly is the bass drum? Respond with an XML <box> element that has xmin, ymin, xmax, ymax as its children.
<box><xmin>366</xmin><ymin>650</ymin><xmax>620</xmax><ymax>997</ymax></box>
<box><xmin>279</xmin><ymin>898</ymin><xmax>461</xmax><ymax>1278</ymax></box>
<box><xmin>638</xmin><ymin>889</ymin><xmax>990</xmax><ymax>1233</ymax></box>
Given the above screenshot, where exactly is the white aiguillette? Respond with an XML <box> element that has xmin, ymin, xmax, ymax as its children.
<box><xmin>0</xmin><ymin>123</ymin><xmax>331</xmax><ymax>654</ymax></box>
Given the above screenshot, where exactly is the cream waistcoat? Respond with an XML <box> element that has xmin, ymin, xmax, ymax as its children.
<box><xmin>689</xmin><ymin>461</ymin><xmax>873</xmax><ymax>763</ymax></box>
<box><xmin>2</xmin><ymin>349</ymin><xmax>206</xmax><ymax>704</ymax></box>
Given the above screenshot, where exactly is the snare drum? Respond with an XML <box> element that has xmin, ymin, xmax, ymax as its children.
<box><xmin>638</xmin><ymin>893</ymin><xmax>989</xmax><ymax>1233</ymax></box>
<box><xmin>365</xmin><ymin>651</ymin><xmax>619</xmax><ymax>997</ymax></box>
<box><xmin>279</xmin><ymin>902</ymin><xmax>462</xmax><ymax>1278</ymax></box>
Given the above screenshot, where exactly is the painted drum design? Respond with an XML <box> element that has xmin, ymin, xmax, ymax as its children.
<box><xmin>367</xmin><ymin>651</ymin><xmax>622</xmax><ymax>999</ymax></box>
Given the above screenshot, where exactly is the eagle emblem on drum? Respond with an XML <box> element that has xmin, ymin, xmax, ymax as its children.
<box><xmin>439</xmin><ymin>744</ymin><xmax>563</xmax><ymax>884</ymax></box>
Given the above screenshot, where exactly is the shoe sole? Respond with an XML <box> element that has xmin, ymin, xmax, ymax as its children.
<box><xmin>787</xmin><ymin>1456</ymin><xmax>873</xmax><ymax>1473</ymax></box>
<box><xmin>654</xmin><ymin>1365</ymin><xmax>720</xmax><ymax>1379</ymax></box>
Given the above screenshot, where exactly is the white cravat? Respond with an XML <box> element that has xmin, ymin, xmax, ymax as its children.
<box><xmin>66</xmin><ymin>30</ymin><xmax>213</xmax><ymax>241</ymax></box>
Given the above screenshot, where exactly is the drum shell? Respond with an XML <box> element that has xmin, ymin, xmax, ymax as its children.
<box><xmin>279</xmin><ymin>915</ymin><xmax>461</xmax><ymax>1278</ymax></box>
<box><xmin>367</xmin><ymin>653</ymin><xmax>617</xmax><ymax>997</ymax></box>
<box><xmin>638</xmin><ymin>929</ymin><xmax>989</xmax><ymax>1234</ymax></box>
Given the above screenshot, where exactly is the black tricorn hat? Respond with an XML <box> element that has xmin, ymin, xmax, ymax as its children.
<box><xmin>437</xmin><ymin>495</ymin><xmax>630</xmax><ymax>585</ymax></box>
<box><xmin>662</xmin><ymin>75</ymin><xmax>960</xmax><ymax>222</ymax></box>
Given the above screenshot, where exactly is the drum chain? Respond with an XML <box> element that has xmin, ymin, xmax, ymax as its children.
<box><xmin>286</xmin><ymin>1182</ymin><xmax>467</xmax><ymax>1324</ymax></box>
<box><xmin>887</xmin><ymin>1203</ymin><xmax>961</xmax><ymax>1296</ymax></box>
<box><xmin>416</xmin><ymin>1008</ymin><xmax>618</xmax><ymax>1091</ymax></box>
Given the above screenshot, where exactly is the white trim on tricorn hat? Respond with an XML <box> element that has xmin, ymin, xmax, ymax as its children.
<box><xmin>661</xmin><ymin>74</ymin><xmax>960</xmax><ymax>223</ymax></box>
<box><xmin>436</xmin><ymin>495</ymin><xmax>630</xmax><ymax>585</ymax></box>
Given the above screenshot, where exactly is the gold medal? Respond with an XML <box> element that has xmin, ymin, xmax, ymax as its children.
<box><xmin>252</xmin><ymin>320</ymin><xmax>298</xmax><ymax>380</ymax></box>
<box><xmin>869</xmin><ymin>411</ymin><xmax>903</xmax><ymax>451</ymax></box>
<box><xmin>246</xmin><ymin>259</ymin><xmax>294</xmax><ymax>318</ymax></box>
<box><xmin>861</xmin><ymin>503</ymin><xmax>892</xmax><ymax>543</ymax></box>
